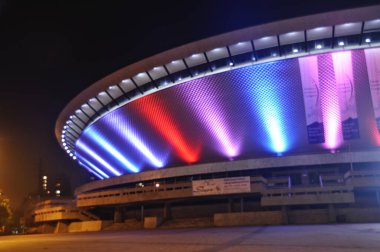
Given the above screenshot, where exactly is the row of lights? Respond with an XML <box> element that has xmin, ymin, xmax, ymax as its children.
<box><xmin>61</xmin><ymin>123</ymin><xmax>77</xmax><ymax>161</ymax></box>
<box><xmin>136</xmin><ymin>182</ymin><xmax>160</xmax><ymax>188</ymax></box>
<box><xmin>60</xmin><ymin>30</ymin><xmax>375</xmax><ymax>163</ymax></box>
<box><xmin>286</xmin><ymin>38</ymin><xmax>373</xmax><ymax>55</ymax></box>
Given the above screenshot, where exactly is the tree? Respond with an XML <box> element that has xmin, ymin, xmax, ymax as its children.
<box><xmin>0</xmin><ymin>197</ymin><xmax>12</xmax><ymax>229</ymax></box>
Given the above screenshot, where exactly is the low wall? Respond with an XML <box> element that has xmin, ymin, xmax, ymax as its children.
<box><xmin>144</xmin><ymin>217</ymin><xmax>163</xmax><ymax>229</ymax></box>
<box><xmin>36</xmin><ymin>223</ymin><xmax>55</xmax><ymax>233</ymax></box>
<box><xmin>214</xmin><ymin>211</ymin><xmax>283</xmax><ymax>226</ymax></box>
<box><xmin>68</xmin><ymin>220</ymin><xmax>113</xmax><ymax>232</ymax></box>
<box><xmin>288</xmin><ymin>209</ymin><xmax>329</xmax><ymax>224</ymax></box>
<box><xmin>54</xmin><ymin>222</ymin><xmax>68</xmax><ymax>233</ymax></box>
<box><xmin>336</xmin><ymin>208</ymin><xmax>380</xmax><ymax>223</ymax></box>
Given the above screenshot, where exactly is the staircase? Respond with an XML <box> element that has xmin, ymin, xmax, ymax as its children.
<box><xmin>79</xmin><ymin>210</ymin><xmax>100</xmax><ymax>221</ymax></box>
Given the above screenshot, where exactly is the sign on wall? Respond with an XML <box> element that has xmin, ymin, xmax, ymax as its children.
<box><xmin>299</xmin><ymin>56</ymin><xmax>325</xmax><ymax>144</ymax></box>
<box><xmin>192</xmin><ymin>176</ymin><xmax>251</xmax><ymax>196</ymax></box>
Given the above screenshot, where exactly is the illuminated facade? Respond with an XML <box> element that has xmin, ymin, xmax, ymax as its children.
<box><xmin>52</xmin><ymin>5</ymin><xmax>380</xmax><ymax>228</ymax></box>
<box><xmin>74</xmin><ymin>49</ymin><xmax>380</xmax><ymax>179</ymax></box>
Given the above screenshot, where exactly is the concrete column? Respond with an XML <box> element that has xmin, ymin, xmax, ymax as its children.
<box><xmin>140</xmin><ymin>205</ymin><xmax>145</xmax><ymax>222</ymax></box>
<box><xmin>376</xmin><ymin>191</ymin><xmax>380</xmax><ymax>207</ymax></box>
<box><xmin>281</xmin><ymin>206</ymin><xmax>288</xmax><ymax>224</ymax></box>
<box><xmin>163</xmin><ymin>202</ymin><xmax>172</xmax><ymax>219</ymax></box>
<box><xmin>301</xmin><ymin>173</ymin><xmax>309</xmax><ymax>186</ymax></box>
<box><xmin>240</xmin><ymin>197</ymin><xmax>244</xmax><ymax>212</ymax></box>
<box><xmin>114</xmin><ymin>207</ymin><xmax>124</xmax><ymax>223</ymax></box>
<box><xmin>228</xmin><ymin>198</ymin><xmax>233</xmax><ymax>213</ymax></box>
<box><xmin>328</xmin><ymin>204</ymin><xmax>336</xmax><ymax>223</ymax></box>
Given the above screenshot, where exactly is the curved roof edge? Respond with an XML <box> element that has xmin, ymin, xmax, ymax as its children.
<box><xmin>56</xmin><ymin>4</ymin><xmax>380</xmax><ymax>142</ymax></box>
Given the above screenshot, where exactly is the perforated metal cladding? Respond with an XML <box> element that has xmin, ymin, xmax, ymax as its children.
<box><xmin>318</xmin><ymin>53</ymin><xmax>344</xmax><ymax>149</ymax></box>
<box><xmin>76</xmin><ymin>49</ymin><xmax>380</xmax><ymax>178</ymax></box>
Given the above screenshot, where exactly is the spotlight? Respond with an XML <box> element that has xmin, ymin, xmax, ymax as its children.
<box><xmin>292</xmin><ymin>48</ymin><xmax>299</xmax><ymax>53</ymax></box>
<box><xmin>365</xmin><ymin>38</ymin><xmax>371</xmax><ymax>43</ymax></box>
<box><xmin>315</xmin><ymin>44</ymin><xmax>322</xmax><ymax>49</ymax></box>
<box><xmin>338</xmin><ymin>41</ymin><xmax>344</xmax><ymax>46</ymax></box>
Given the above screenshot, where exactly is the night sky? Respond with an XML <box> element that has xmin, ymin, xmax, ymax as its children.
<box><xmin>0</xmin><ymin>0</ymin><xmax>379</xmax><ymax>208</ymax></box>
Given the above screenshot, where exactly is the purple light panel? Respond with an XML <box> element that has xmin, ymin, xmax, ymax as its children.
<box><xmin>177</xmin><ymin>79</ymin><xmax>242</xmax><ymax>158</ymax></box>
<box><xmin>319</xmin><ymin>53</ymin><xmax>344</xmax><ymax>150</ymax></box>
<box><xmin>76</xmin><ymin>49</ymin><xmax>380</xmax><ymax>177</ymax></box>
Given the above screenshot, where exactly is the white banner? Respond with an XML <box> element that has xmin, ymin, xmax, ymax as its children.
<box><xmin>332</xmin><ymin>51</ymin><xmax>359</xmax><ymax>140</ymax></box>
<box><xmin>299</xmin><ymin>56</ymin><xmax>325</xmax><ymax>144</ymax></box>
<box><xmin>365</xmin><ymin>48</ymin><xmax>380</xmax><ymax>132</ymax></box>
<box><xmin>192</xmin><ymin>176</ymin><xmax>251</xmax><ymax>196</ymax></box>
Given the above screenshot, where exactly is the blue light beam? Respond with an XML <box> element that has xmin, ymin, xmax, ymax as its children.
<box><xmin>76</xmin><ymin>140</ymin><xmax>123</xmax><ymax>176</ymax></box>
<box><xmin>86</xmin><ymin>130</ymin><xmax>140</xmax><ymax>173</ymax></box>
<box><xmin>77</xmin><ymin>155</ymin><xmax>110</xmax><ymax>179</ymax></box>
<box><xmin>105</xmin><ymin>115</ymin><xmax>164</xmax><ymax>168</ymax></box>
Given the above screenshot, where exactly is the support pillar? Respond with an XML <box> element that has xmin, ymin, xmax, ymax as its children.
<box><xmin>376</xmin><ymin>191</ymin><xmax>380</xmax><ymax>208</ymax></box>
<box><xmin>114</xmin><ymin>207</ymin><xmax>124</xmax><ymax>223</ymax></box>
<box><xmin>140</xmin><ymin>205</ymin><xmax>145</xmax><ymax>222</ymax></box>
<box><xmin>163</xmin><ymin>202</ymin><xmax>172</xmax><ymax>220</ymax></box>
<box><xmin>240</xmin><ymin>197</ymin><xmax>244</xmax><ymax>212</ymax></box>
<box><xmin>228</xmin><ymin>198</ymin><xmax>233</xmax><ymax>213</ymax></box>
<box><xmin>328</xmin><ymin>204</ymin><xmax>336</xmax><ymax>223</ymax></box>
<box><xmin>281</xmin><ymin>206</ymin><xmax>288</xmax><ymax>225</ymax></box>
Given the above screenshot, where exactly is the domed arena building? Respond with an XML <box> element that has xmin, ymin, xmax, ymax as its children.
<box><xmin>36</xmin><ymin>4</ymin><xmax>380</xmax><ymax>231</ymax></box>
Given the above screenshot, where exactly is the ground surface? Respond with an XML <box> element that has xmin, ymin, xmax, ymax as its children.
<box><xmin>1</xmin><ymin>224</ymin><xmax>380</xmax><ymax>252</ymax></box>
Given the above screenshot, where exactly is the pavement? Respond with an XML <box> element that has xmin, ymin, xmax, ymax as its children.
<box><xmin>0</xmin><ymin>223</ymin><xmax>380</xmax><ymax>252</ymax></box>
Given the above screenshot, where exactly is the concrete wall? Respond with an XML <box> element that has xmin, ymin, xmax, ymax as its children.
<box><xmin>54</xmin><ymin>222</ymin><xmax>68</xmax><ymax>233</ymax></box>
<box><xmin>214</xmin><ymin>211</ymin><xmax>283</xmax><ymax>226</ymax></box>
<box><xmin>68</xmin><ymin>220</ymin><xmax>113</xmax><ymax>233</ymax></box>
<box><xmin>214</xmin><ymin>208</ymin><xmax>380</xmax><ymax>227</ymax></box>
<box><xmin>288</xmin><ymin>209</ymin><xmax>329</xmax><ymax>224</ymax></box>
<box><xmin>144</xmin><ymin>217</ymin><xmax>163</xmax><ymax>229</ymax></box>
<box><xmin>171</xmin><ymin>201</ymin><xmax>229</xmax><ymax>219</ymax></box>
<box><xmin>36</xmin><ymin>223</ymin><xmax>56</xmax><ymax>233</ymax></box>
<box><xmin>336</xmin><ymin>208</ymin><xmax>380</xmax><ymax>223</ymax></box>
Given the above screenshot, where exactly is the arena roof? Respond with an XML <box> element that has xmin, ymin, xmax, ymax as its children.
<box><xmin>56</xmin><ymin>5</ymin><xmax>380</xmax><ymax>179</ymax></box>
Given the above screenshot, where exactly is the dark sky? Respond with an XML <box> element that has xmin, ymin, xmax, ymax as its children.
<box><xmin>0</xmin><ymin>0</ymin><xmax>379</xmax><ymax>208</ymax></box>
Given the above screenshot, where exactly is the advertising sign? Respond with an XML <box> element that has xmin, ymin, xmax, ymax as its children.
<box><xmin>299</xmin><ymin>56</ymin><xmax>325</xmax><ymax>144</ymax></box>
<box><xmin>192</xmin><ymin>176</ymin><xmax>251</xmax><ymax>196</ymax></box>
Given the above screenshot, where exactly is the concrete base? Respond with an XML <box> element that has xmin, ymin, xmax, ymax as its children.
<box><xmin>36</xmin><ymin>223</ymin><xmax>55</xmax><ymax>234</ymax></box>
<box><xmin>33</xmin><ymin>207</ymin><xmax>380</xmax><ymax>233</ymax></box>
<box><xmin>54</xmin><ymin>222</ymin><xmax>68</xmax><ymax>233</ymax></box>
<box><xmin>144</xmin><ymin>217</ymin><xmax>163</xmax><ymax>229</ymax></box>
<box><xmin>214</xmin><ymin>211</ymin><xmax>283</xmax><ymax>226</ymax></box>
<box><xmin>68</xmin><ymin>220</ymin><xmax>113</xmax><ymax>233</ymax></box>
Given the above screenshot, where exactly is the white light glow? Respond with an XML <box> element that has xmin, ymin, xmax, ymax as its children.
<box><xmin>76</xmin><ymin>141</ymin><xmax>122</xmax><ymax>176</ymax></box>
